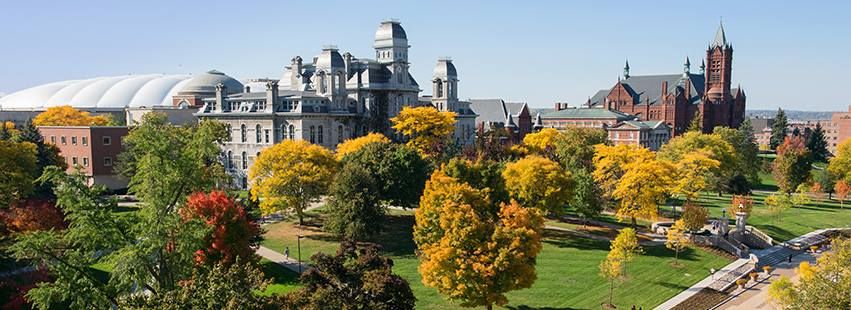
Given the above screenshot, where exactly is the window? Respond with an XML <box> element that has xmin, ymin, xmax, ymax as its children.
<box><xmin>240</xmin><ymin>124</ymin><xmax>247</xmax><ymax>143</ymax></box>
<box><xmin>289</xmin><ymin>125</ymin><xmax>295</xmax><ymax>140</ymax></box>
<box><xmin>264</xmin><ymin>129</ymin><xmax>270</xmax><ymax>143</ymax></box>
<box><xmin>226</xmin><ymin>124</ymin><xmax>232</xmax><ymax>142</ymax></box>
<box><xmin>50</xmin><ymin>136</ymin><xmax>56</xmax><ymax>144</ymax></box>
<box><xmin>256</xmin><ymin>124</ymin><xmax>262</xmax><ymax>143</ymax></box>
<box><xmin>68</xmin><ymin>137</ymin><xmax>76</xmax><ymax>146</ymax></box>
<box><xmin>61</xmin><ymin>136</ymin><xmax>67</xmax><ymax>145</ymax></box>
<box><xmin>226</xmin><ymin>151</ymin><xmax>233</xmax><ymax>169</ymax></box>
<box><xmin>281</xmin><ymin>124</ymin><xmax>287</xmax><ymax>140</ymax></box>
<box><xmin>317</xmin><ymin>126</ymin><xmax>324</xmax><ymax>144</ymax></box>
<box><xmin>104</xmin><ymin>157</ymin><xmax>113</xmax><ymax>167</ymax></box>
<box><xmin>82</xmin><ymin>136</ymin><xmax>88</xmax><ymax>146</ymax></box>
<box><xmin>257</xmin><ymin>100</ymin><xmax>266</xmax><ymax>111</ymax></box>
<box><xmin>230</xmin><ymin>101</ymin><xmax>239</xmax><ymax>111</ymax></box>
<box><xmin>337</xmin><ymin>125</ymin><xmax>343</xmax><ymax>143</ymax></box>
<box><xmin>310</xmin><ymin>126</ymin><xmax>316</xmax><ymax>143</ymax></box>
<box><xmin>241</xmin><ymin>151</ymin><xmax>248</xmax><ymax>169</ymax></box>
<box><xmin>72</xmin><ymin>157</ymin><xmax>78</xmax><ymax>166</ymax></box>
<box><xmin>102</xmin><ymin>136</ymin><xmax>112</xmax><ymax>145</ymax></box>
<box><xmin>82</xmin><ymin>157</ymin><xmax>89</xmax><ymax>167</ymax></box>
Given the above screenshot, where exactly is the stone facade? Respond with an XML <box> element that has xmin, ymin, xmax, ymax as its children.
<box><xmin>195</xmin><ymin>20</ymin><xmax>475</xmax><ymax>188</ymax></box>
<box><xmin>606</xmin><ymin>121</ymin><xmax>671</xmax><ymax>151</ymax></box>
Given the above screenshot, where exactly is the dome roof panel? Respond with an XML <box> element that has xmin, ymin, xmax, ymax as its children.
<box><xmin>67</xmin><ymin>76</ymin><xmax>126</xmax><ymax>109</ymax></box>
<box><xmin>180</xmin><ymin>70</ymin><xmax>243</xmax><ymax>94</ymax></box>
<box><xmin>160</xmin><ymin>78</ymin><xmax>193</xmax><ymax>106</ymax></box>
<box><xmin>97</xmin><ymin>75</ymin><xmax>162</xmax><ymax>108</ymax></box>
<box><xmin>45</xmin><ymin>78</ymin><xmax>101</xmax><ymax>107</ymax></box>
<box><xmin>0</xmin><ymin>80</ymin><xmax>77</xmax><ymax>110</ymax></box>
<box><xmin>128</xmin><ymin>75</ymin><xmax>191</xmax><ymax>108</ymax></box>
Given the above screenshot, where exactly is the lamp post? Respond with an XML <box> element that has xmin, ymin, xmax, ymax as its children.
<box><xmin>297</xmin><ymin>235</ymin><xmax>303</xmax><ymax>273</ymax></box>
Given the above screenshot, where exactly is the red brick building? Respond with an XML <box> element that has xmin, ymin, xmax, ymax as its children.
<box><xmin>39</xmin><ymin>126</ymin><xmax>129</xmax><ymax>190</ymax></box>
<box><xmin>587</xmin><ymin>23</ymin><xmax>746</xmax><ymax>136</ymax></box>
<box><xmin>830</xmin><ymin>107</ymin><xmax>851</xmax><ymax>153</ymax></box>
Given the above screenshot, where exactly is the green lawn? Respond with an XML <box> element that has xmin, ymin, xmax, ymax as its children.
<box><xmin>694</xmin><ymin>192</ymin><xmax>851</xmax><ymax>241</ymax></box>
<box><xmin>258</xmin><ymin>258</ymin><xmax>300</xmax><ymax>296</ymax></box>
<box><xmin>262</xmin><ymin>210</ymin><xmax>732</xmax><ymax>309</ymax></box>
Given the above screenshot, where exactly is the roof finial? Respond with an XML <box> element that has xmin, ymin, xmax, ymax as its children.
<box><xmin>623</xmin><ymin>59</ymin><xmax>630</xmax><ymax>79</ymax></box>
<box><xmin>712</xmin><ymin>18</ymin><xmax>727</xmax><ymax>48</ymax></box>
<box><xmin>700</xmin><ymin>60</ymin><xmax>706</xmax><ymax>74</ymax></box>
<box><xmin>684</xmin><ymin>56</ymin><xmax>691</xmax><ymax>77</ymax></box>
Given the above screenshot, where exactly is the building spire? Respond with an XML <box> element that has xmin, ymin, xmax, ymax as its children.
<box><xmin>712</xmin><ymin>20</ymin><xmax>727</xmax><ymax>48</ymax></box>
<box><xmin>699</xmin><ymin>60</ymin><xmax>706</xmax><ymax>74</ymax></box>
<box><xmin>533</xmin><ymin>113</ymin><xmax>544</xmax><ymax>131</ymax></box>
<box><xmin>623</xmin><ymin>59</ymin><xmax>630</xmax><ymax>79</ymax></box>
<box><xmin>683</xmin><ymin>57</ymin><xmax>691</xmax><ymax>77</ymax></box>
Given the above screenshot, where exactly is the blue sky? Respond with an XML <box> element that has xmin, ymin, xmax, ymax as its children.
<box><xmin>2</xmin><ymin>0</ymin><xmax>850</xmax><ymax>111</ymax></box>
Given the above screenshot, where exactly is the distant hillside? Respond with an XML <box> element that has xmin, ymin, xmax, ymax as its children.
<box><xmin>746</xmin><ymin>110</ymin><xmax>834</xmax><ymax>120</ymax></box>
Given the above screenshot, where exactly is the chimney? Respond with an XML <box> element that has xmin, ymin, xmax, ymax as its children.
<box><xmin>662</xmin><ymin>81</ymin><xmax>668</xmax><ymax>96</ymax></box>
<box><xmin>344</xmin><ymin>52</ymin><xmax>352</xmax><ymax>76</ymax></box>
<box><xmin>265</xmin><ymin>81</ymin><xmax>279</xmax><ymax>112</ymax></box>
<box><xmin>215</xmin><ymin>83</ymin><xmax>226</xmax><ymax>112</ymax></box>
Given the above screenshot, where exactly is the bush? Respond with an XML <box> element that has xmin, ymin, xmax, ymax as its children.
<box><xmin>736</xmin><ymin>278</ymin><xmax>749</xmax><ymax>287</ymax></box>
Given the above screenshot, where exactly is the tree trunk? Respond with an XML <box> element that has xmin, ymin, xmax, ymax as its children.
<box><xmin>675</xmin><ymin>247</ymin><xmax>679</xmax><ymax>263</ymax></box>
<box><xmin>609</xmin><ymin>278</ymin><xmax>615</xmax><ymax>306</ymax></box>
<box><xmin>631</xmin><ymin>216</ymin><xmax>637</xmax><ymax>228</ymax></box>
<box><xmin>298</xmin><ymin>200</ymin><xmax>305</xmax><ymax>226</ymax></box>
<box><xmin>486</xmin><ymin>303</ymin><xmax>493</xmax><ymax>310</ymax></box>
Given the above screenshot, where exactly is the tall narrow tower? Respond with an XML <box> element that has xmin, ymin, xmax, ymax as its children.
<box><xmin>374</xmin><ymin>20</ymin><xmax>410</xmax><ymax>85</ymax></box>
<box><xmin>705</xmin><ymin>22</ymin><xmax>733</xmax><ymax>101</ymax></box>
<box><xmin>431</xmin><ymin>58</ymin><xmax>459</xmax><ymax>112</ymax></box>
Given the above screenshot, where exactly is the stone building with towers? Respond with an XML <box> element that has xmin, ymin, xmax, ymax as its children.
<box><xmin>585</xmin><ymin>23</ymin><xmax>746</xmax><ymax>136</ymax></box>
<box><xmin>195</xmin><ymin>20</ymin><xmax>476</xmax><ymax>189</ymax></box>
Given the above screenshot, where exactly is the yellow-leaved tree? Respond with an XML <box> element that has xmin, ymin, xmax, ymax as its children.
<box><xmin>248</xmin><ymin>140</ymin><xmax>337</xmax><ymax>225</ymax></box>
<box><xmin>0</xmin><ymin>140</ymin><xmax>38</xmax><ymax>207</ymax></box>
<box><xmin>592</xmin><ymin>144</ymin><xmax>656</xmax><ymax>199</ymax></box>
<box><xmin>665</xmin><ymin>219</ymin><xmax>691</xmax><ymax>265</ymax></box>
<box><xmin>611</xmin><ymin>158</ymin><xmax>674</xmax><ymax>226</ymax></box>
<box><xmin>334</xmin><ymin>132</ymin><xmax>390</xmax><ymax>160</ymax></box>
<box><xmin>672</xmin><ymin>151</ymin><xmax>720</xmax><ymax>203</ymax></box>
<box><xmin>520</xmin><ymin>128</ymin><xmax>561</xmax><ymax>155</ymax></box>
<box><xmin>503</xmin><ymin>155</ymin><xmax>573</xmax><ymax>213</ymax></box>
<box><xmin>414</xmin><ymin>170</ymin><xmax>544</xmax><ymax>310</ymax></box>
<box><xmin>32</xmin><ymin>105</ymin><xmax>112</xmax><ymax>126</ymax></box>
<box><xmin>391</xmin><ymin>106</ymin><xmax>456</xmax><ymax>158</ymax></box>
<box><xmin>828</xmin><ymin>139</ymin><xmax>851</xmax><ymax>183</ymax></box>
<box><xmin>599</xmin><ymin>228</ymin><xmax>642</xmax><ymax>307</ymax></box>
<box><xmin>768</xmin><ymin>238</ymin><xmax>851</xmax><ymax>308</ymax></box>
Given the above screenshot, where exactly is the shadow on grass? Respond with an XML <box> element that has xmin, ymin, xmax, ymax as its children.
<box><xmin>370</xmin><ymin>214</ymin><xmax>417</xmax><ymax>257</ymax></box>
<box><xmin>642</xmin><ymin>246</ymin><xmax>699</xmax><ymax>262</ymax></box>
<box><xmin>260</xmin><ymin>260</ymin><xmax>300</xmax><ymax>286</ymax></box>
<box><xmin>652</xmin><ymin>280</ymin><xmax>689</xmax><ymax>291</ymax></box>
<box><xmin>542</xmin><ymin>230</ymin><xmax>611</xmax><ymax>251</ymax></box>
<box><xmin>506</xmin><ymin>306</ymin><xmax>583</xmax><ymax>310</ymax></box>
<box><xmin>753</xmin><ymin>224</ymin><xmax>797</xmax><ymax>241</ymax></box>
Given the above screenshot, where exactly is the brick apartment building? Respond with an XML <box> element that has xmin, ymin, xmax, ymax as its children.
<box><xmin>39</xmin><ymin>126</ymin><xmax>129</xmax><ymax>190</ymax></box>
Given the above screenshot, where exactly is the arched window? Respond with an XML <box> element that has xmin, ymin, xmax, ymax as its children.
<box><xmin>241</xmin><ymin>151</ymin><xmax>248</xmax><ymax>169</ymax></box>
<box><xmin>337</xmin><ymin>125</ymin><xmax>343</xmax><ymax>143</ymax></box>
<box><xmin>226</xmin><ymin>151</ymin><xmax>233</xmax><ymax>169</ymax></box>
<box><xmin>225</xmin><ymin>124</ymin><xmax>232</xmax><ymax>142</ymax></box>
<box><xmin>318</xmin><ymin>72</ymin><xmax>327</xmax><ymax>93</ymax></box>
<box><xmin>255</xmin><ymin>124</ymin><xmax>262</xmax><ymax>143</ymax></box>
<box><xmin>310</xmin><ymin>126</ymin><xmax>316</xmax><ymax>143</ymax></box>
<box><xmin>240</xmin><ymin>124</ymin><xmax>247</xmax><ymax>143</ymax></box>
<box><xmin>318</xmin><ymin>126</ymin><xmax>324</xmax><ymax>144</ymax></box>
<box><xmin>281</xmin><ymin>123</ymin><xmax>287</xmax><ymax>140</ymax></box>
<box><xmin>435</xmin><ymin>79</ymin><xmax>444</xmax><ymax>98</ymax></box>
<box><xmin>289</xmin><ymin>124</ymin><xmax>295</xmax><ymax>140</ymax></box>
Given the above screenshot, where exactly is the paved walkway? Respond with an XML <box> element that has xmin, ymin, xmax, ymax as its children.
<box><xmin>653</xmin><ymin>258</ymin><xmax>751</xmax><ymax>310</ymax></box>
<box><xmin>716</xmin><ymin>251</ymin><xmax>817</xmax><ymax>309</ymax></box>
<box><xmin>255</xmin><ymin>245</ymin><xmax>309</xmax><ymax>274</ymax></box>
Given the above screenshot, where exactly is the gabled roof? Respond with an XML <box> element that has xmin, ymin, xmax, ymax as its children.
<box><xmin>589</xmin><ymin>73</ymin><xmax>705</xmax><ymax>107</ymax></box>
<box><xmin>611</xmin><ymin>120</ymin><xmax>669</xmax><ymax>130</ymax></box>
<box><xmin>542</xmin><ymin>108</ymin><xmax>636</xmax><ymax>121</ymax></box>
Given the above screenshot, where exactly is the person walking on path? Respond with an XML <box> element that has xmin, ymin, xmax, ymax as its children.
<box><xmin>285</xmin><ymin>247</ymin><xmax>290</xmax><ymax>260</ymax></box>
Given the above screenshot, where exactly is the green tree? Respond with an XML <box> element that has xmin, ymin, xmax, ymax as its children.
<box><xmin>714</xmin><ymin>125</ymin><xmax>760</xmax><ymax>186</ymax></box>
<box><xmin>773</xmin><ymin>136</ymin><xmax>812</xmax><ymax>193</ymax></box>
<box><xmin>285</xmin><ymin>241</ymin><xmax>415</xmax><ymax>310</ymax></box>
<box><xmin>0</xmin><ymin>140</ymin><xmax>38</xmax><ymax>208</ymax></box>
<box><xmin>553</xmin><ymin>127</ymin><xmax>608</xmax><ymax>171</ymax></box>
<box><xmin>324</xmin><ymin>162</ymin><xmax>384</xmax><ymax>241</ymax></box>
<box><xmin>120</xmin><ymin>259</ymin><xmax>278</xmax><ymax>310</ymax></box>
<box><xmin>569</xmin><ymin>167</ymin><xmax>605</xmax><ymax>224</ymax></box>
<box><xmin>341</xmin><ymin>142</ymin><xmax>430</xmax><ymax>209</ymax></box>
<box><xmin>13</xmin><ymin>119</ymin><xmax>67</xmax><ymax>198</ymax></box>
<box><xmin>687</xmin><ymin>110</ymin><xmax>703</xmax><ymax>132</ymax></box>
<box><xmin>814</xmin><ymin>169</ymin><xmax>836</xmax><ymax>199</ymax></box>
<box><xmin>770</xmin><ymin>108</ymin><xmax>789</xmax><ymax>150</ymax></box>
<box><xmin>807</xmin><ymin>122</ymin><xmax>830</xmax><ymax>163</ymax></box>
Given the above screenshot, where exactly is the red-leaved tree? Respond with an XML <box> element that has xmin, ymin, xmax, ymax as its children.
<box><xmin>0</xmin><ymin>199</ymin><xmax>66</xmax><ymax>233</ymax></box>
<box><xmin>181</xmin><ymin>191</ymin><xmax>260</xmax><ymax>265</ymax></box>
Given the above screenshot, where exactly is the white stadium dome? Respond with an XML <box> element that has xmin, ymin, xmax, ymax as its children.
<box><xmin>0</xmin><ymin>70</ymin><xmax>242</xmax><ymax>111</ymax></box>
